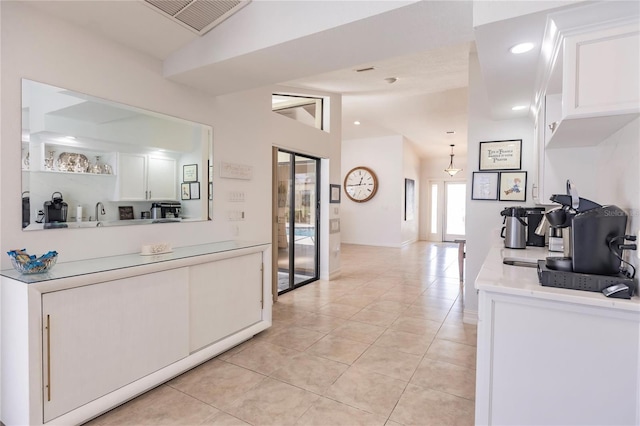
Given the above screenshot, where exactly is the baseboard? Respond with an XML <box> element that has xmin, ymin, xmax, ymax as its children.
<box><xmin>463</xmin><ymin>308</ymin><xmax>478</xmax><ymax>325</ymax></box>
<box><xmin>321</xmin><ymin>268</ymin><xmax>342</xmax><ymax>281</ymax></box>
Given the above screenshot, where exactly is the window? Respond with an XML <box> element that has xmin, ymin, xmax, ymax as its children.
<box><xmin>272</xmin><ymin>94</ymin><xmax>323</xmax><ymax>130</ymax></box>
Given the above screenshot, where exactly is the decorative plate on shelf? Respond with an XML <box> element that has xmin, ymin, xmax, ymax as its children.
<box><xmin>56</xmin><ymin>152</ymin><xmax>89</xmax><ymax>173</ymax></box>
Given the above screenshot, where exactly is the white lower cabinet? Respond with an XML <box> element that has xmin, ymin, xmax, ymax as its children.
<box><xmin>42</xmin><ymin>269</ymin><xmax>189</xmax><ymax>422</ymax></box>
<box><xmin>0</xmin><ymin>242</ymin><xmax>271</xmax><ymax>426</ymax></box>
<box><xmin>189</xmin><ymin>252</ymin><xmax>263</xmax><ymax>352</ymax></box>
<box><xmin>476</xmin><ymin>291</ymin><xmax>640</xmax><ymax>425</ymax></box>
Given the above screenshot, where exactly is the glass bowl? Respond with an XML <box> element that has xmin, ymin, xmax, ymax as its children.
<box><xmin>8</xmin><ymin>251</ymin><xmax>58</xmax><ymax>274</ymax></box>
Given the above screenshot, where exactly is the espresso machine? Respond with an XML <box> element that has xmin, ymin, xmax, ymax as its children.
<box><xmin>43</xmin><ymin>192</ymin><xmax>68</xmax><ymax>224</ymax></box>
<box><xmin>537</xmin><ymin>181</ymin><xmax>637</xmax><ymax>296</ymax></box>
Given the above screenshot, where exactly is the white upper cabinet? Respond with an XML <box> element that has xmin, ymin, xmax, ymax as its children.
<box><xmin>113</xmin><ymin>153</ymin><xmax>177</xmax><ymax>201</ymax></box>
<box><xmin>541</xmin><ymin>4</ymin><xmax>639</xmax><ymax>148</ymax></box>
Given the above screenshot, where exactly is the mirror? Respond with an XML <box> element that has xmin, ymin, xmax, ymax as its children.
<box><xmin>21</xmin><ymin>79</ymin><xmax>212</xmax><ymax>230</ymax></box>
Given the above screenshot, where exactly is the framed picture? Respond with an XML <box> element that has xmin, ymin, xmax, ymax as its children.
<box><xmin>183</xmin><ymin>164</ymin><xmax>198</xmax><ymax>182</ymax></box>
<box><xmin>330</xmin><ymin>184</ymin><xmax>341</xmax><ymax>203</ymax></box>
<box><xmin>181</xmin><ymin>183</ymin><xmax>191</xmax><ymax>200</ymax></box>
<box><xmin>479</xmin><ymin>139</ymin><xmax>522</xmax><ymax>170</ymax></box>
<box><xmin>499</xmin><ymin>171</ymin><xmax>527</xmax><ymax>202</ymax></box>
<box><xmin>404</xmin><ymin>178</ymin><xmax>415</xmax><ymax>221</ymax></box>
<box><xmin>118</xmin><ymin>206</ymin><xmax>134</xmax><ymax>220</ymax></box>
<box><xmin>190</xmin><ymin>182</ymin><xmax>201</xmax><ymax>200</ymax></box>
<box><xmin>472</xmin><ymin>172</ymin><xmax>499</xmax><ymax>200</ymax></box>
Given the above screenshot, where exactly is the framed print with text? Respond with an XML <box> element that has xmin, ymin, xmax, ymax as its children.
<box><xmin>479</xmin><ymin>139</ymin><xmax>522</xmax><ymax>170</ymax></box>
<box><xmin>499</xmin><ymin>171</ymin><xmax>527</xmax><ymax>202</ymax></box>
<box><xmin>183</xmin><ymin>164</ymin><xmax>198</xmax><ymax>182</ymax></box>
<box><xmin>472</xmin><ymin>172</ymin><xmax>499</xmax><ymax>200</ymax></box>
<box><xmin>190</xmin><ymin>182</ymin><xmax>200</xmax><ymax>200</ymax></box>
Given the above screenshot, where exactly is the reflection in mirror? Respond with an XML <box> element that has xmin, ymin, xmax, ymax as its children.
<box><xmin>272</xmin><ymin>94</ymin><xmax>323</xmax><ymax>130</ymax></box>
<box><xmin>21</xmin><ymin>79</ymin><xmax>213</xmax><ymax>231</ymax></box>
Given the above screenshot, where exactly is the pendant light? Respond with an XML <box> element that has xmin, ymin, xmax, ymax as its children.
<box><xmin>444</xmin><ymin>144</ymin><xmax>462</xmax><ymax>177</ymax></box>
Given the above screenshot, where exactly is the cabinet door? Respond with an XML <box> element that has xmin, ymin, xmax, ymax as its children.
<box><xmin>42</xmin><ymin>269</ymin><xmax>189</xmax><ymax>422</ymax></box>
<box><xmin>189</xmin><ymin>253</ymin><xmax>263</xmax><ymax>352</ymax></box>
<box><xmin>115</xmin><ymin>153</ymin><xmax>147</xmax><ymax>201</ymax></box>
<box><xmin>147</xmin><ymin>157</ymin><xmax>177</xmax><ymax>200</ymax></box>
<box><xmin>564</xmin><ymin>24</ymin><xmax>639</xmax><ymax>117</ymax></box>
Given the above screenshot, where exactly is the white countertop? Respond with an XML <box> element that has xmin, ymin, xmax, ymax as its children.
<box><xmin>476</xmin><ymin>244</ymin><xmax>640</xmax><ymax>313</ymax></box>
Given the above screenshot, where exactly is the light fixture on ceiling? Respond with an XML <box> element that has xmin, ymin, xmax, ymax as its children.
<box><xmin>444</xmin><ymin>144</ymin><xmax>462</xmax><ymax>177</ymax></box>
<box><xmin>384</xmin><ymin>77</ymin><xmax>398</xmax><ymax>84</ymax></box>
<box><xmin>509</xmin><ymin>42</ymin><xmax>535</xmax><ymax>54</ymax></box>
<box><xmin>354</xmin><ymin>121</ymin><xmax>361</xmax><ymax>125</ymax></box>
<box><xmin>511</xmin><ymin>105</ymin><xmax>527</xmax><ymax>111</ymax></box>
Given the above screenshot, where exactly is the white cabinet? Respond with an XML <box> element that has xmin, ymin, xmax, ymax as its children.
<box><xmin>544</xmin><ymin>18</ymin><xmax>639</xmax><ymax>148</ymax></box>
<box><xmin>42</xmin><ymin>269</ymin><xmax>189</xmax><ymax>422</ymax></box>
<box><xmin>114</xmin><ymin>153</ymin><xmax>177</xmax><ymax>201</ymax></box>
<box><xmin>0</xmin><ymin>242</ymin><xmax>272</xmax><ymax>426</ymax></box>
<box><xmin>476</xmin><ymin>290</ymin><xmax>640</xmax><ymax>425</ymax></box>
<box><xmin>533</xmin><ymin>8</ymin><xmax>639</xmax><ymax>203</ymax></box>
<box><xmin>189</xmin><ymin>252</ymin><xmax>263</xmax><ymax>352</ymax></box>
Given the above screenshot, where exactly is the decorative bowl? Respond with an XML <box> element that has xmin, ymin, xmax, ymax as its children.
<box><xmin>7</xmin><ymin>249</ymin><xmax>58</xmax><ymax>274</ymax></box>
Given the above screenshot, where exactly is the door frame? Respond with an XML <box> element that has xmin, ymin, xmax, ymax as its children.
<box><xmin>427</xmin><ymin>178</ymin><xmax>467</xmax><ymax>242</ymax></box>
<box><xmin>271</xmin><ymin>147</ymin><xmax>321</xmax><ymax>300</ymax></box>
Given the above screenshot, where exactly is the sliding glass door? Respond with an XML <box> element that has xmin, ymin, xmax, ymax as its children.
<box><xmin>276</xmin><ymin>150</ymin><xmax>319</xmax><ymax>294</ymax></box>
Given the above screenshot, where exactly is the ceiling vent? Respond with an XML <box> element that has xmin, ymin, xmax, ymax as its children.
<box><xmin>144</xmin><ymin>0</ymin><xmax>251</xmax><ymax>35</ymax></box>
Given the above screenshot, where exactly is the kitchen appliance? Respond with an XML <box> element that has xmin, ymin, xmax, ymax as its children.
<box><xmin>538</xmin><ymin>180</ymin><xmax>637</xmax><ymax>294</ymax></box>
<box><xmin>548</xmin><ymin>227</ymin><xmax>564</xmax><ymax>252</ymax></box>
<box><xmin>43</xmin><ymin>191</ymin><xmax>68</xmax><ymax>223</ymax></box>
<box><xmin>150</xmin><ymin>203</ymin><xmax>162</xmax><ymax>219</ymax></box>
<box><xmin>151</xmin><ymin>201</ymin><xmax>182</xmax><ymax>219</ymax></box>
<box><xmin>524</xmin><ymin>207</ymin><xmax>545</xmax><ymax>247</ymax></box>
<box><xmin>500</xmin><ymin>206</ymin><xmax>527</xmax><ymax>249</ymax></box>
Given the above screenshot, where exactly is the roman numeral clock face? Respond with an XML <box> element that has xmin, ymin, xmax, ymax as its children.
<box><xmin>344</xmin><ymin>166</ymin><xmax>378</xmax><ymax>202</ymax></box>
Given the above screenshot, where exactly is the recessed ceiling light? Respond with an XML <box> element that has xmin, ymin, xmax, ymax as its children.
<box><xmin>511</xmin><ymin>105</ymin><xmax>527</xmax><ymax>111</ymax></box>
<box><xmin>384</xmin><ymin>77</ymin><xmax>398</xmax><ymax>84</ymax></box>
<box><xmin>510</xmin><ymin>42</ymin><xmax>534</xmax><ymax>54</ymax></box>
<box><xmin>354</xmin><ymin>121</ymin><xmax>361</xmax><ymax>125</ymax></box>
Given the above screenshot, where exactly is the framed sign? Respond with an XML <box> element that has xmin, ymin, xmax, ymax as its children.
<box><xmin>472</xmin><ymin>172</ymin><xmax>499</xmax><ymax>200</ymax></box>
<box><xmin>183</xmin><ymin>164</ymin><xmax>198</xmax><ymax>182</ymax></box>
<box><xmin>330</xmin><ymin>184</ymin><xmax>341</xmax><ymax>203</ymax></box>
<box><xmin>181</xmin><ymin>183</ymin><xmax>191</xmax><ymax>200</ymax></box>
<box><xmin>190</xmin><ymin>182</ymin><xmax>201</xmax><ymax>200</ymax></box>
<box><xmin>479</xmin><ymin>139</ymin><xmax>522</xmax><ymax>170</ymax></box>
<box><xmin>118</xmin><ymin>206</ymin><xmax>134</xmax><ymax>220</ymax></box>
<box><xmin>499</xmin><ymin>171</ymin><xmax>527</xmax><ymax>202</ymax></box>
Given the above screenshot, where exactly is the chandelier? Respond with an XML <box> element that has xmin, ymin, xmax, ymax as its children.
<box><xmin>444</xmin><ymin>144</ymin><xmax>462</xmax><ymax>177</ymax></box>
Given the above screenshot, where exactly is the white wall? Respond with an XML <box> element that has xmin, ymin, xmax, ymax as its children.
<box><xmin>341</xmin><ymin>135</ymin><xmax>403</xmax><ymax>247</ymax></box>
<box><xmin>464</xmin><ymin>52</ymin><xmax>536</xmax><ymax>322</ymax></box>
<box><xmin>0</xmin><ymin>1</ymin><xmax>342</xmax><ymax>283</ymax></box>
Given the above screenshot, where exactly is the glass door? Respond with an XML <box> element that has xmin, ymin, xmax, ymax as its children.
<box><xmin>443</xmin><ymin>181</ymin><xmax>466</xmax><ymax>241</ymax></box>
<box><xmin>276</xmin><ymin>150</ymin><xmax>319</xmax><ymax>294</ymax></box>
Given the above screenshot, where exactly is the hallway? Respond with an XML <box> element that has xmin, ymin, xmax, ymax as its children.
<box><xmin>87</xmin><ymin>242</ymin><xmax>476</xmax><ymax>425</ymax></box>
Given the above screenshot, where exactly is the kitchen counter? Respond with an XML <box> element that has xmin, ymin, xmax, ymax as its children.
<box><xmin>476</xmin><ymin>244</ymin><xmax>640</xmax><ymax>312</ymax></box>
<box><xmin>475</xmin><ymin>242</ymin><xmax>640</xmax><ymax>425</ymax></box>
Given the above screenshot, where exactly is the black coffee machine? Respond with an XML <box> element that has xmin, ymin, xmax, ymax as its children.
<box><xmin>538</xmin><ymin>181</ymin><xmax>637</xmax><ymax>296</ymax></box>
<box><xmin>44</xmin><ymin>191</ymin><xmax>68</xmax><ymax>223</ymax></box>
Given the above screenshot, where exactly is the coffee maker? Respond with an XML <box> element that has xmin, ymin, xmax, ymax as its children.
<box><xmin>43</xmin><ymin>191</ymin><xmax>68</xmax><ymax>223</ymax></box>
<box><xmin>500</xmin><ymin>207</ymin><xmax>527</xmax><ymax>249</ymax></box>
<box><xmin>151</xmin><ymin>201</ymin><xmax>182</xmax><ymax>219</ymax></box>
<box><xmin>543</xmin><ymin>191</ymin><xmax>623</xmax><ymax>275</ymax></box>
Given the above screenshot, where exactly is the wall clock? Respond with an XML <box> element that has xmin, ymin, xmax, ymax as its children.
<box><xmin>344</xmin><ymin>166</ymin><xmax>378</xmax><ymax>202</ymax></box>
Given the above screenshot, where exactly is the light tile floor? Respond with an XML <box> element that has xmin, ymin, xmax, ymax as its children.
<box><xmin>86</xmin><ymin>242</ymin><xmax>477</xmax><ymax>426</ymax></box>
